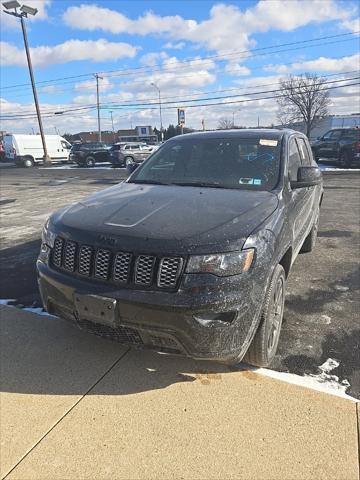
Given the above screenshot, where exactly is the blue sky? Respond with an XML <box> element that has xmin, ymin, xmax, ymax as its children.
<box><xmin>1</xmin><ymin>0</ymin><xmax>359</xmax><ymax>133</ymax></box>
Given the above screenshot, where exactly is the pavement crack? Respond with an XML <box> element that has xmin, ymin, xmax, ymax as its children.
<box><xmin>2</xmin><ymin>347</ymin><xmax>131</xmax><ymax>480</ymax></box>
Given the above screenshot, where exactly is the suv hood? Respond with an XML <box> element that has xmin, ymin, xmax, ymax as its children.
<box><xmin>52</xmin><ymin>183</ymin><xmax>278</xmax><ymax>254</ymax></box>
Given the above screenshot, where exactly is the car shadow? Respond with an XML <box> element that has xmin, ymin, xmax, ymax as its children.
<box><xmin>0</xmin><ymin>238</ymin><xmax>41</xmax><ymax>305</ymax></box>
<box><xmin>0</xmin><ymin>306</ymin><xmax>237</xmax><ymax>397</ymax></box>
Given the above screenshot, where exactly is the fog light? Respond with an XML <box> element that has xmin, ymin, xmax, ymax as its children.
<box><xmin>194</xmin><ymin>311</ymin><xmax>237</xmax><ymax>324</ymax></box>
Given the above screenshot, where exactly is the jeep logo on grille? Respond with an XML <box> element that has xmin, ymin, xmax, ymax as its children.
<box><xmin>98</xmin><ymin>234</ymin><xmax>116</xmax><ymax>246</ymax></box>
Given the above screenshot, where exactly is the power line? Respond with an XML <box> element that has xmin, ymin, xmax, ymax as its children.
<box><xmin>1</xmin><ymin>30</ymin><xmax>359</xmax><ymax>91</ymax></box>
<box><xmin>1</xmin><ymin>77</ymin><xmax>357</xmax><ymax>120</ymax></box>
<box><xmin>3</xmin><ymin>68</ymin><xmax>359</xmax><ymax>115</ymax></box>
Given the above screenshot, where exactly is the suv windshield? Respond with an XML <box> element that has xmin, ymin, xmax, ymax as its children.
<box><xmin>129</xmin><ymin>136</ymin><xmax>282</xmax><ymax>190</ymax></box>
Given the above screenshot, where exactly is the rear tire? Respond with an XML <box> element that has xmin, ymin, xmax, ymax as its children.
<box><xmin>243</xmin><ymin>264</ymin><xmax>286</xmax><ymax>367</ymax></box>
<box><xmin>339</xmin><ymin>151</ymin><xmax>351</xmax><ymax>168</ymax></box>
<box><xmin>22</xmin><ymin>156</ymin><xmax>34</xmax><ymax>168</ymax></box>
<box><xmin>85</xmin><ymin>156</ymin><xmax>96</xmax><ymax>168</ymax></box>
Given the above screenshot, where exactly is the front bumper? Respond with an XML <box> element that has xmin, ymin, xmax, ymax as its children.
<box><xmin>37</xmin><ymin>260</ymin><xmax>266</xmax><ymax>363</ymax></box>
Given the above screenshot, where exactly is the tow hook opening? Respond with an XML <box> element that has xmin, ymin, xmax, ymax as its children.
<box><xmin>194</xmin><ymin>311</ymin><xmax>237</xmax><ymax>325</ymax></box>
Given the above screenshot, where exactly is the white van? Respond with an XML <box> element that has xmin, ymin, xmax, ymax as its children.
<box><xmin>4</xmin><ymin>134</ymin><xmax>72</xmax><ymax>167</ymax></box>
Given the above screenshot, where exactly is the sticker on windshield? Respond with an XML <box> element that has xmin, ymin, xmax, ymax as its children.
<box><xmin>239</xmin><ymin>178</ymin><xmax>262</xmax><ymax>185</ymax></box>
<box><xmin>259</xmin><ymin>139</ymin><xmax>278</xmax><ymax>146</ymax></box>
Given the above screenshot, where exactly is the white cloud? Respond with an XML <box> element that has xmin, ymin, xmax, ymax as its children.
<box><xmin>163</xmin><ymin>42</ymin><xmax>186</xmax><ymax>50</ymax></box>
<box><xmin>340</xmin><ymin>17</ymin><xmax>360</xmax><ymax>33</ymax></box>
<box><xmin>63</xmin><ymin>1</ymin><xmax>354</xmax><ymax>56</ymax></box>
<box><xmin>40</xmin><ymin>85</ymin><xmax>63</xmax><ymax>94</ymax></box>
<box><xmin>0</xmin><ymin>39</ymin><xmax>138</xmax><ymax>67</ymax></box>
<box><xmin>74</xmin><ymin>77</ymin><xmax>114</xmax><ymax>93</ymax></box>
<box><xmin>72</xmin><ymin>91</ymin><xmax>133</xmax><ymax>105</ymax></box>
<box><xmin>264</xmin><ymin>53</ymin><xmax>360</xmax><ymax>74</ymax></box>
<box><xmin>225</xmin><ymin>63</ymin><xmax>251</xmax><ymax>76</ymax></box>
<box><xmin>140</xmin><ymin>51</ymin><xmax>169</xmax><ymax>67</ymax></box>
<box><xmin>120</xmin><ymin>56</ymin><xmax>217</xmax><ymax>93</ymax></box>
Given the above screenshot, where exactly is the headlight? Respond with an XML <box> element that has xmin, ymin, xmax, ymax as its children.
<box><xmin>41</xmin><ymin>217</ymin><xmax>56</xmax><ymax>248</ymax></box>
<box><xmin>186</xmin><ymin>249</ymin><xmax>255</xmax><ymax>277</ymax></box>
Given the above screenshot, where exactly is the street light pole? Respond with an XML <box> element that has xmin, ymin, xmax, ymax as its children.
<box><xmin>94</xmin><ymin>73</ymin><xmax>103</xmax><ymax>142</ymax></box>
<box><xmin>3</xmin><ymin>1</ymin><xmax>51</xmax><ymax>164</ymax></box>
<box><xmin>150</xmin><ymin>82</ymin><xmax>163</xmax><ymax>142</ymax></box>
<box><xmin>109</xmin><ymin>110</ymin><xmax>115</xmax><ymax>142</ymax></box>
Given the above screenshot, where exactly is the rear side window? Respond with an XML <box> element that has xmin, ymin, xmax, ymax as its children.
<box><xmin>341</xmin><ymin>129</ymin><xmax>360</xmax><ymax>140</ymax></box>
<box><xmin>288</xmin><ymin>138</ymin><xmax>302</xmax><ymax>182</ymax></box>
<box><xmin>296</xmin><ymin>138</ymin><xmax>311</xmax><ymax>165</ymax></box>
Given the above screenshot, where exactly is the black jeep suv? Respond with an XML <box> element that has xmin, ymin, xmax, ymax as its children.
<box><xmin>38</xmin><ymin>129</ymin><xmax>323</xmax><ymax>367</ymax></box>
<box><xmin>70</xmin><ymin>142</ymin><xmax>112</xmax><ymax>167</ymax></box>
<box><xmin>311</xmin><ymin>127</ymin><xmax>360</xmax><ymax>167</ymax></box>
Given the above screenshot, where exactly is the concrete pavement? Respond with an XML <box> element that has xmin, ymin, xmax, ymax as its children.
<box><xmin>1</xmin><ymin>305</ymin><xmax>359</xmax><ymax>480</ymax></box>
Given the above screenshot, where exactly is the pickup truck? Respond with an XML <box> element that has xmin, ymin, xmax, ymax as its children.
<box><xmin>38</xmin><ymin>129</ymin><xmax>323</xmax><ymax>367</ymax></box>
<box><xmin>311</xmin><ymin>127</ymin><xmax>360</xmax><ymax>167</ymax></box>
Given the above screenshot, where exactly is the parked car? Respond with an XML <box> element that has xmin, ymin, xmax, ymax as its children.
<box><xmin>0</xmin><ymin>141</ymin><xmax>6</xmax><ymax>161</ymax></box>
<box><xmin>3</xmin><ymin>134</ymin><xmax>72</xmax><ymax>167</ymax></box>
<box><xmin>70</xmin><ymin>142</ymin><xmax>112</xmax><ymax>167</ymax></box>
<box><xmin>38</xmin><ymin>129</ymin><xmax>323</xmax><ymax>367</ymax></box>
<box><xmin>311</xmin><ymin>127</ymin><xmax>360</xmax><ymax>167</ymax></box>
<box><xmin>110</xmin><ymin>143</ymin><xmax>158</xmax><ymax>167</ymax></box>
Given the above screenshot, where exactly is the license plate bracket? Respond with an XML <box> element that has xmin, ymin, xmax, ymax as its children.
<box><xmin>74</xmin><ymin>294</ymin><xmax>117</xmax><ymax>328</ymax></box>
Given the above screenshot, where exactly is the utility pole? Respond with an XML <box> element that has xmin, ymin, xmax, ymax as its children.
<box><xmin>3</xmin><ymin>1</ymin><xmax>51</xmax><ymax>164</ymax></box>
<box><xmin>150</xmin><ymin>82</ymin><xmax>163</xmax><ymax>142</ymax></box>
<box><xmin>109</xmin><ymin>110</ymin><xmax>115</xmax><ymax>142</ymax></box>
<box><xmin>94</xmin><ymin>73</ymin><xmax>103</xmax><ymax>142</ymax></box>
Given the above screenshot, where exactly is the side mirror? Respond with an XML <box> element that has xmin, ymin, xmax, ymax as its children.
<box><xmin>126</xmin><ymin>163</ymin><xmax>138</xmax><ymax>175</ymax></box>
<box><xmin>290</xmin><ymin>166</ymin><xmax>322</xmax><ymax>189</ymax></box>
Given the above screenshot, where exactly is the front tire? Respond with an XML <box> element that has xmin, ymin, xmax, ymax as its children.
<box><xmin>243</xmin><ymin>264</ymin><xmax>286</xmax><ymax>367</ymax></box>
<box><xmin>125</xmin><ymin>156</ymin><xmax>134</xmax><ymax>167</ymax></box>
<box><xmin>85</xmin><ymin>156</ymin><xmax>96</xmax><ymax>168</ymax></box>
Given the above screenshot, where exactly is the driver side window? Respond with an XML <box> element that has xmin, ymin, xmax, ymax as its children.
<box><xmin>322</xmin><ymin>131</ymin><xmax>332</xmax><ymax>140</ymax></box>
<box><xmin>288</xmin><ymin>138</ymin><xmax>301</xmax><ymax>182</ymax></box>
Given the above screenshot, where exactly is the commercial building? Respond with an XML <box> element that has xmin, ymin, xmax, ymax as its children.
<box><xmin>67</xmin><ymin>126</ymin><xmax>158</xmax><ymax>145</ymax></box>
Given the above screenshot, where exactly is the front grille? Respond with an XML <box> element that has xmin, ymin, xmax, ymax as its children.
<box><xmin>158</xmin><ymin>257</ymin><xmax>183</xmax><ymax>288</ymax></box>
<box><xmin>63</xmin><ymin>241</ymin><xmax>77</xmax><ymax>271</ymax></box>
<box><xmin>52</xmin><ymin>237</ymin><xmax>64</xmax><ymax>267</ymax></box>
<box><xmin>51</xmin><ymin>236</ymin><xmax>183</xmax><ymax>290</ymax></box>
<box><xmin>78</xmin><ymin>245</ymin><xmax>93</xmax><ymax>276</ymax></box>
<box><xmin>95</xmin><ymin>249</ymin><xmax>111</xmax><ymax>279</ymax></box>
<box><xmin>113</xmin><ymin>252</ymin><xmax>132</xmax><ymax>283</ymax></box>
<box><xmin>77</xmin><ymin>319</ymin><xmax>143</xmax><ymax>345</ymax></box>
<box><xmin>135</xmin><ymin>255</ymin><xmax>156</xmax><ymax>285</ymax></box>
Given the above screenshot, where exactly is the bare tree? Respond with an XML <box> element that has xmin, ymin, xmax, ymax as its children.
<box><xmin>217</xmin><ymin>118</ymin><xmax>234</xmax><ymax>129</ymax></box>
<box><xmin>277</xmin><ymin>74</ymin><xmax>331</xmax><ymax>137</ymax></box>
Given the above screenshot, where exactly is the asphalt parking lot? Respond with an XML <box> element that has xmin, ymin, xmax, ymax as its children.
<box><xmin>0</xmin><ymin>163</ymin><xmax>359</xmax><ymax>399</ymax></box>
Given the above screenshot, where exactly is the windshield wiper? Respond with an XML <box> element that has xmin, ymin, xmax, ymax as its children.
<box><xmin>171</xmin><ymin>181</ymin><xmax>224</xmax><ymax>189</ymax></box>
<box><xmin>129</xmin><ymin>179</ymin><xmax>170</xmax><ymax>185</ymax></box>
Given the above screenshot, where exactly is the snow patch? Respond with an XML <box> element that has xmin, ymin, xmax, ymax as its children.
<box><xmin>334</xmin><ymin>285</ymin><xmax>349</xmax><ymax>291</ymax></box>
<box><xmin>319</xmin><ymin>163</ymin><xmax>360</xmax><ymax>172</ymax></box>
<box><xmin>22</xmin><ymin>307</ymin><xmax>55</xmax><ymax>317</ymax></box>
<box><xmin>39</xmin><ymin>163</ymin><xmax>119</xmax><ymax>170</ymax></box>
<box><xmin>255</xmin><ymin>357</ymin><xmax>356</xmax><ymax>402</ymax></box>
<box><xmin>320</xmin><ymin>314</ymin><xmax>331</xmax><ymax>324</ymax></box>
<box><xmin>0</xmin><ymin>299</ymin><xmax>16</xmax><ymax>305</ymax></box>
